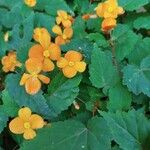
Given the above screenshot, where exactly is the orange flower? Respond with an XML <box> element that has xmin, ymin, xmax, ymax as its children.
<box><xmin>1</xmin><ymin>51</ymin><xmax>21</xmax><ymax>73</ymax></box>
<box><xmin>56</xmin><ymin>10</ymin><xmax>74</xmax><ymax>28</ymax></box>
<box><xmin>9</xmin><ymin>107</ymin><xmax>44</xmax><ymax>140</ymax></box>
<box><xmin>24</xmin><ymin>0</ymin><xmax>36</xmax><ymax>7</ymax></box>
<box><xmin>20</xmin><ymin>58</ymin><xmax>50</xmax><ymax>95</ymax></box>
<box><xmin>57</xmin><ymin>51</ymin><xmax>86</xmax><ymax>78</ymax></box>
<box><xmin>30</xmin><ymin>28</ymin><xmax>61</xmax><ymax>72</ymax></box>
<box><xmin>101</xmin><ymin>18</ymin><xmax>117</xmax><ymax>32</ymax></box>
<box><xmin>52</xmin><ymin>25</ymin><xmax>73</xmax><ymax>45</ymax></box>
<box><xmin>95</xmin><ymin>0</ymin><xmax>124</xmax><ymax>19</ymax></box>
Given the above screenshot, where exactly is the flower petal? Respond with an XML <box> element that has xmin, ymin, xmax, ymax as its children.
<box><xmin>48</xmin><ymin>43</ymin><xmax>61</xmax><ymax>61</ymax></box>
<box><xmin>25</xmin><ymin>77</ymin><xmax>41</xmax><ymax>95</ymax></box>
<box><xmin>9</xmin><ymin>117</ymin><xmax>25</xmax><ymax>134</ymax></box>
<box><xmin>56</xmin><ymin>16</ymin><xmax>62</xmax><ymax>25</ymax></box>
<box><xmin>24</xmin><ymin>0</ymin><xmax>36</xmax><ymax>7</ymax></box>
<box><xmin>33</xmin><ymin>28</ymin><xmax>51</xmax><ymax>49</ymax></box>
<box><xmin>62</xmin><ymin>20</ymin><xmax>72</xmax><ymax>28</ymax></box>
<box><xmin>57</xmin><ymin>57</ymin><xmax>68</xmax><ymax>68</ymax></box>
<box><xmin>28</xmin><ymin>44</ymin><xmax>44</xmax><ymax>61</ymax></box>
<box><xmin>38</xmin><ymin>75</ymin><xmax>50</xmax><ymax>84</ymax></box>
<box><xmin>101</xmin><ymin>18</ymin><xmax>116</xmax><ymax>32</ymax></box>
<box><xmin>65</xmin><ymin>51</ymin><xmax>82</xmax><ymax>62</ymax></box>
<box><xmin>18</xmin><ymin>107</ymin><xmax>32</xmax><ymax>121</ymax></box>
<box><xmin>95</xmin><ymin>3</ymin><xmax>105</xmax><ymax>17</ymax></box>
<box><xmin>118</xmin><ymin>6</ymin><xmax>124</xmax><ymax>15</ymax></box>
<box><xmin>57</xmin><ymin>10</ymin><xmax>68</xmax><ymax>18</ymax></box>
<box><xmin>55</xmin><ymin>36</ymin><xmax>66</xmax><ymax>45</ymax></box>
<box><xmin>62</xmin><ymin>66</ymin><xmax>77</xmax><ymax>78</ymax></box>
<box><xmin>30</xmin><ymin>114</ymin><xmax>44</xmax><ymax>129</ymax></box>
<box><xmin>74</xmin><ymin>61</ymin><xmax>86</xmax><ymax>72</ymax></box>
<box><xmin>42</xmin><ymin>58</ymin><xmax>54</xmax><ymax>72</ymax></box>
<box><xmin>20</xmin><ymin>73</ymin><xmax>31</xmax><ymax>85</ymax></box>
<box><xmin>52</xmin><ymin>25</ymin><xmax>62</xmax><ymax>35</ymax></box>
<box><xmin>23</xmin><ymin>129</ymin><xmax>36</xmax><ymax>140</ymax></box>
<box><xmin>25</xmin><ymin>58</ymin><xmax>42</xmax><ymax>74</ymax></box>
<box><xmin>63</xmin><ymin>27</ymin><xmax>73</xmax><ymax>39</ymax></box>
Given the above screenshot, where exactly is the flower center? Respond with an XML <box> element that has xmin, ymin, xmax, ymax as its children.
<box><xmin>24</xmin><ymin>122</ymin><xmax>31</xmax><ymax>129</ymax></box>
<box><xmin>108</xmin><ymin>7</ymin><xmax>113</xmax><ymax>13</ymax></box>
<box><xmin>31</xmin><ymin>72</ymin><xmax>38</xmax><ymax>77</ymax></box>
<box><xmin>64</xmin><ymin>15</ymin><xmax>68</xmax><ymax>20</ymax></box>
<box><xmin>68</xmin><ymin>61</ymin><xmax>75</xmax><ymax>67</ymax></box>
<box><xmin>62</xmin><ymin>34</ymin><xmax>67</xmax><ymax>40</ymax></box>
<box><xmin>43</xmin><ymin>50</ymin><xmax>50</xmax><ymax>57</ymax></box>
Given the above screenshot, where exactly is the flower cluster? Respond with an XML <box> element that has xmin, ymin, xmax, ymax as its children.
<box><xmin>20</xmin><ymin>27</ymin><xmax>61</xmax><ymax>95</ymax></box>
<box><xmin>52</xmin><ymin>10</ymin><xmax>74</xmax><ymax>45</ymax></box>
<box><xmin>1</xmin><ymin>51</ymin><xmax>21</xmax><ymax>73</ymax></box>
<box><xmin>1</xmin><ymin>9</ymin><xmax>86</xmax><ymax>95</ymax></box>
<box><xmin>9</xmin><ymin>107</ymin><xmax>45</xmax><ymax>140</ymax></box>
<box><xmin>95</xmin><ymin>0</ymin><xmax>124</xmax><ymax>32</ymax></box>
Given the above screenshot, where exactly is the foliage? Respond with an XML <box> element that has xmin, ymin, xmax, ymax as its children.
<box><xmin>0</xmin><ymin>0</ymin><xmax>150</xmax><ymax>149</ymax></box>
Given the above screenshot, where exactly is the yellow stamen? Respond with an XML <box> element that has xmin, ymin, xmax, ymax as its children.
<box><xmin>62</xmin><ymin>34</ymin><xmax>67</xmax><ymax>40</ymax></box>
<box><xmin>68</xmin><ymin>61</ymin><xmax>75</xmax><ymax>67</ymax></box>
<box><xmin>31</xmin><ymin>73</ymin><xmax>38</xmax><ymax>78</ymax></box>
<box><xmin>24</xmin><ymin>122</ymin><xmax>31</xmax><ymax>129</ymax></box>
<box><xmin>43</xmin><ymin>50</ymin><xmax>50</xmax><ymax>57</ymax></box>
<box><xmin>108</xmin><ymin>7</ymin><xmax>113</xmax><ymax>13</ymax></box>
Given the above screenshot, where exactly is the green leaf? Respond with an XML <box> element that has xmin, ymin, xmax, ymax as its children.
<box><xmin>89</xmin><ymin>44</ymin><xmax>119</xmax><ymax>89</ymax></box>
<box><xmin>72</xmin><ymin>16</ymin><xmax>87</xmax><ymax>39</ymax></box>
<box><xmin>0</xmin><ymin>111</ymin><xmax>8</xmax><ymax>133</ymax></box>
<box><xmin>107</xmin><ymin>83</ymin><xmax>132</xmax><ymax>111</ymax></box>
<box><xmin>17</xmin><ymin>43</ymin><xmax>33</xmax><ymax>63</ymax></box>
<box><xmin>46</xmin><ymin>73</ymin><xmax>82</xmax><ymax>117</ymax></box>
<box><xmin>73</xmin><ymin>0</ymin><xmax>89</xmax><ymax>14</ymax></box>
<box><xmin>8</xmin><ymin>12</ymin><xmax>34</xmax><ymax>50</ymax></box>
<box><xmin>0</xmin><ymin>89</ymin><xmax>19</xmax><ymax>117</ymax></box>
<box><xmin>87</xmin><ymin>33</ymin><xmax>109</xmax><ymax>48</ymax></box>
<box><xmin>5</xmin><ymin>74</ymin><xmax>54</xmax><ymax>119</ymax></box>
<box><xmin>0</xmin><ymin>0</ymin><xmax>21</xmax><ymax>9</ymax></box>
<box><xmin>61</xmin><ymin>38</ymin><xmax>93</xmax><ymax>63</ymax></box>
<box><xmin>87</xmin><ymin>117</ymin><xmax>112</xmax><ymax>150</ymax></box>
<box><xmin>0</xmin><ymin>32</ymin><xmax>8</xmax><ymax>57</ymax></box>
<box><xmin>127</xmin><ymin>37</ymin><xmax>150</xmax><ymax>65</ymax></box>
<box><xmin>118</xmin><ymin>0</ymin><xmax>149</xmax><ymax>11</ymax></box>
<box><xmin>122</xmin><ymin>56</ymin><xmax>150</xmax><ymax>97</ymax></box>
<box><xmin>112</xmin><ymin>24</ymin><xmax>139</xmax><ymax>61</ymax></box>
<box><xmin>45</xmin><ymin>0</ymin><xmax>73</xmax><ymax>16</ymax></box>
<box><xmin>21</xmin><ymin>117</ymin><xmax>111</xmax><ymax>150</ymax></box>
<box><xmin>86</xmin><ymin>18</ymin><xmax>102</xmax><ymax>32</ymax></box>
<box><xmin>134</xmin><ymin>16</ymin><xmax>150</xmax><ymax>30</ymax></box>
<box><xmin>0</xmin><ymin>4</ymin><xmax>23</xmax><ymax>28</ymax></box>
<box><xmin>101</xmin><ymin>110</ymin><xmax>150</xmax><ymax>150</ymax></box>
<box><xmin>35</xmin><ymin>12</ymin><xmax>55</xmax><ymax>35</ymax></box>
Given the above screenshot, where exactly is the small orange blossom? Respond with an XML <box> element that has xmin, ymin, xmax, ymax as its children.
<box><xmin>56</xmin><ymin>10</ymin><xmax>74</xmax><ymax>28</ymax></box>
<box><xmin>1</xmin><ymin>51</ymin><xmax>21</xmax><ymax>73</ymax></box>
<box><xmin>95</xmin><ymin>0</ymin><xmax>124</xmax><ymax>19</ymax></box>
<box><xmin>57</xmin><ymin>51</ymin><xmax>86</xmax><ymax>78</ymax></box>
<box><xmin>9</xmin><ymin>107</ymin><xmax>44</xmax><ymax>140</ymax></box>
<box><xmin>30</xmin><ymin>28</ymin><xmax>61</xmax><ymax>72</ymax></box>
<box><xmin>52</xmin><ymin>25</ymin><xmax>73</xmax><ymax>45</ymax></box>
<box><xmin>20</xmin><ymin>58</ymin><xmax>50</xmax><ymax>95</ymax></box>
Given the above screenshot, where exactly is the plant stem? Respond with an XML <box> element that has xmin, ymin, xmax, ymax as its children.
<box><xmin>109</xmin><ymin>35</ymin><xmax>121</xmax><ymax>76</ymax></box>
